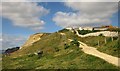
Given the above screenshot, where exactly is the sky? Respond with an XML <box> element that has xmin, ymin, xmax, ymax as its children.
<box><xmin>0</xmin><ymin>1</ymin><xmax>119</xmax><ymax>50</ymax></box>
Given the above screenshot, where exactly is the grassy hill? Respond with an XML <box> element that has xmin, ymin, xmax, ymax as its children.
<box><xmin>2</xmin><ymin>29</ymin><xmax>119</xmax><ymax>69</ymax></box>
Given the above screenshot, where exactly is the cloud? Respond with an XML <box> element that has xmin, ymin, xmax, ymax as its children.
<box><xmin>64</xmin><ymin>0</ymin><xmax>120</xmax><ymax>2</ymax></box>
<box><xmin>53</xmin><ymin>2</ymin><xmax>118</xmax><ymax>28</ymax></box>
<box><xmin>1</xmin><ymin>2</ymin><xmax>49</xmax><ymax>30</ymax></box>
<box><xmin>1</xmin><ymin>34</ymin><xmax>27</xmax><ymax>50</ymax></box>
<box><xmin>2</xmin><ymin>0</ymin><xmax>119</xmax><ymax>2</ymax></box>
<box><xmin>0</xmin><ymin>39</ymin><xmax>2</xmax><ymax>41</ymax></box>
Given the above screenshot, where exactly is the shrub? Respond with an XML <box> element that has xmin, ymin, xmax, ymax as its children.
<box><xmin>70</xmin><ymin>38</ymin><xmax>80</xmax><ymax>47</ymax></box>
<box><xmin>78</xmin><ymin>30</ymin><xmax>92</xmax><ymax>35</ymax></box>
<box><xmin>64</xmin><ymin>44</ymin><xmax>70</xmax><ymax>49</ymax></box>
<box><xmin>58</xmin><ymin>29</ymin><xmax>69</xmax><ymax>32</ymax></box>
<box><xmin>99</xmin><ymin>34</ymin><xmax>104</xmax><ymax>36</ymax></box>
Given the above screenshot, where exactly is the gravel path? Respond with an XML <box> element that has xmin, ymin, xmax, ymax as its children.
<box><xmin>79</xmin><ymin>41</ymin><xmax>120</xmax><ymax>67</ymax></box>
<box><xmin>74</xmin><ymin>30</ymin><xmax>120</xmax><ymax>67</ymax></box>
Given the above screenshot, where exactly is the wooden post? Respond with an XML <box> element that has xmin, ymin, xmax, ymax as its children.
<box><xmin>98</xmin><ymin>40</ymin><xmax>100</xmax><ymax>47</ymax></box>
<box><xmin>105</xmin><ymin>37</ymin><xmax>107</xmax><ymax>44</ymax></box>
<box><xmin>111</xmin><ymin>37</ymin><xmax>113</xmax><ymax>41</ymax></box>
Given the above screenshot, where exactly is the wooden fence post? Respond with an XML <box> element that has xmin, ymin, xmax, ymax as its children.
<box><xmin>98</xmin><ymin>40</ymin><xmax>100</xmax><ymax>47</ymax></box>
<box><xmin>105</xmin><ymin>37</ymin><xmax>107</xmax><ymax>44</ymax></box>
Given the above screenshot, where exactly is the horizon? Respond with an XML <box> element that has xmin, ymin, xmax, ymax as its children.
<box><xmin>0</xmin><ymin>2</ymin><xmax>119</xmax><ymax>50</ymax></box>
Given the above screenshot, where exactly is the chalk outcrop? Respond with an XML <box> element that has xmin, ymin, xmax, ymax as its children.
<box><xmin>21</xmin><ymin>33</ymin><xmax>43</xmax><ymax>48</ymax></box>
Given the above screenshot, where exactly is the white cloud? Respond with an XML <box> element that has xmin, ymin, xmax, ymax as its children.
<box><xmin>53</xmin><ymin>2</ymin><xmax>118</xmax><ymax>28</ymax></box>
<box><xmin>2</xmin><ymin>0</ymin><xmax>119</xmax><ymax>2</ymax></box>
<box><xmin>64</xmin><ymin>0</ymin><xmax>120</xmax><ymax>2</ymax></box>
<box><xmin>0</xmin><ymin>36</ymin><xmax>2</xmax><ymax>50</ymax></box>
<box><xmin>1</xmin><ymin>34</ymin><xmax>27</xmax><ymax>50</ymax></box>
<box><xmin>0</xmin><ymin>34</ymin><xmax>2</xmax><ymax>50</ymax></box>
<box><xmin>1</xmin><ymin>2</ymin><xmax>49</xmax><ymax>30</ymax></box>
<box><xmin>0</xmin><ymin>39</ymin><xmax>2</xmax><ymax>41</ymax></box>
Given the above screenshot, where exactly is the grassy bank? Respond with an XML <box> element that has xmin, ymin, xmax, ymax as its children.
<box><xmin>2</xmin><ymin>48</ymin><xmax>118</xmax><ymax>69</ymax></box>
<box><xmin>2</xmin><ymin>29</ymin><xmax>119</xmax><ymax>69</ymax></box>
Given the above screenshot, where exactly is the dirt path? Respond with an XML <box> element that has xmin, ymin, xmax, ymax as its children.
<box><xmin>79</xmin><ymin>41</ymin><xmax>120</xmax><ymax>67</ymax></box>
<box><xmin>73</xmin><ymin>30</ymin><xmax>120</xmax><ymax>67</ymax></box>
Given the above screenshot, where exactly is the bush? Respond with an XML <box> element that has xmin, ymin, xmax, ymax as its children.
<box><xmin>58</xmin><ymin>29</ymin><xmax>69</xmax><ymax>32</ymax></box>
<box><xmin>70</xmin><ymin>38</ymin><xmax>80</xmax><ymax>47</ymax></box>
<box><xmin>64</xmin><ymin>44</ymin><xmax>70</xmax><ymax>49</ymax></box>
<box><xmin>78</xmin><ymin>30</ymin><xmax>92</xmax><ymax>35</ymax></box>
<box><xmin>99</xmin><ymin>34</ymin><xmax>104</xmax><ymax>36</ymax></box>
<box><xmin>78</xmin><ymin>29</ymin><xmax>101</xmax><ymax>35</ymax></box>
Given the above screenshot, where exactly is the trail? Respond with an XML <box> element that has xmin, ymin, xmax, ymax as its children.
<box><xmin>79</xmin><ymin>41</ymin><xmax>120</xmax><ymax>67</ymax></box>
<box><xmin>72</xmin><ymin>30</ymin><xmax>120</xmax><ymax>67</ymax></box>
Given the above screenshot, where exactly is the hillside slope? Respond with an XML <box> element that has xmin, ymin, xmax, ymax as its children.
<box><xmin>2</xmin><ymin>29</ymin><xmax>119</xmax><ymax>69</ymax></box>
<box><xmin>21</xmin><ymin>33</ymin><xmax>50</xmax><ymax>48</ymax></box>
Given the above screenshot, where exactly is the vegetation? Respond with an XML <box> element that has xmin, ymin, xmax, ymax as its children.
<box><xmin>99</xmin><ymin>34</ymin><xmax>104</xmax><ymax>36</ymax></box>
<box><xmin>2</xmin><ymin>47</ymin><xmax>118</xmax><ymax>69</ymax></box>
<box><xmin>70</xmin><ymin>38</ymin><xmax>79</xmax><ymax>47</ymax></box>
<box><xmin>2</xmin><ymin>28</ymin><xmax>119</xmax><ymax>69</ymax></box>
<box><xmin>77</xmin><ymin>30</ymin><xmax>100</xmax><ymax>35</ymax></box>
<box><xmin>77</xmin><ymin>36</ymin><xmax>120</xmax><ymax>57</ymax></box>
<box><xmin>58</xmin><ymin>29</ymin><xmax>69</xmax><ymax>32</ymax></box>
<box><xmin>64</xmin><ymin>43</ymin><xmax>70</xmax><ymax>49</ymax></box>
<box><xmin>77</xmin><ymin>27</ymin><xmax>120</xmax><ymax>35</ymax></box>
<box><xmin>107</xmin><ymin>28</ymin><xmax>120</xmax><ymax>32</ymax></box>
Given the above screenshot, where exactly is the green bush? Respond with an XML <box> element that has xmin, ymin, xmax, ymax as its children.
<box><xmin>70</xmin><ymin>38</ymin><xmax>80</xmax><ymax>47</ymax></box>
<box><xmin>64</xmin><ymin>44</ymin><xmax>70</xmax><ymax>49</ymax></box>
<box><xmin>78</xmin><ymin>29</ymin><xmax>101</xmax><ymax>35</ymax></box>
<box><xmin>99</xmin><ymin>34</ymin><xmax>104</xmax><ymax>36</ymax></box>
<box><xmin>78</xmin><ymin>30</ymin><xmax>92</xmax><ymax>35</ymax></box>
<box><xmin>58</xmin><ymin>29</ymin><xmax>69</xmax><ymax>32</ymax></box>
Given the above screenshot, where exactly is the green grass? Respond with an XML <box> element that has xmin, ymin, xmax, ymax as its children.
<box><xmin>2</xmin><ymin>48</ymin><xmax>118</xmax><ymax>69</ymax></box>
<box><xmin>76</xmin><ymin>36</ymin><xmax>120</xmax><ymax>57</ymax></box>
<box><xmin>97</xmin><ymin>39</ymin><xmax>120</xmax><ymax>57</ymax></box>
<box><xmin>77</xmin><ymin>30</ymin><xmax>100</xmax><ymax>35</ymax></box>
<box><xmin>11</xmin><ymin>29</ymin><xmax>77</xmax><ymax>57</ymax></box>
<box><xmin>107</xmin><ymin>28</ymin><xmax>120</xmax><ymax>32</ymax></box>
<box><xmin>2</xmin><ymin>29</ymin><xmax>119</xmax><ymax>69</ymax></box>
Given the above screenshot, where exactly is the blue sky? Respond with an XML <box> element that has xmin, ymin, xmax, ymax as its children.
<box><xmin>2</xmin><ymin>2</ymin><xmax>118</xmax><ymax>35</ymax></box>
<box><xmin>1</xmin><ymin>2</ymin><xmax>119</xmax><ymax>50</ymax></box>
<box><xmin>2</xmin><ymin>2</ymin><xmax>75</xmax><ymax>35</ymax></box>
